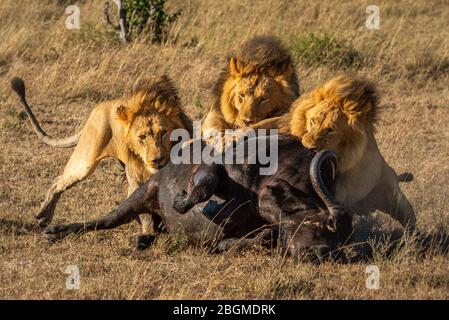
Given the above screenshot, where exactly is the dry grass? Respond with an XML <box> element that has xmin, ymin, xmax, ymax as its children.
<box><xmin>0</xmin><ymin>0</ymin><xmax>448</xmax><ymax>299</ymax></box>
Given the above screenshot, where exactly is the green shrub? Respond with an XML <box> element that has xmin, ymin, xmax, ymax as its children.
<box><xmin>123</xmin><ymin>0</ymin><xmax>182</xmax><ymax>43</ymax></box>
<box><xmin>290</xmin><ymin>33</ymin><xmax>361</xmax><ymax>69</ymax></box>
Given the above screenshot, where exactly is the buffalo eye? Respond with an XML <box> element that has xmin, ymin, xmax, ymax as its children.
<box><xmin>160</xmin><ymin>129</ymin><xmax>168</xmax><ymax>137</ymax></box>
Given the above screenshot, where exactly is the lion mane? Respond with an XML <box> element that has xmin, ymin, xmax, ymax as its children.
<box><xmin>118</xmin><ymin>75</ymin><xmax>191</xmax><ymax>130</ymax></box>
<box><xmin>283</xmin><ymin>74</ymin><xmax>378</xmax><ymax>170</ymax></box>
<box><xmin>202</xmin><ymin>36</ymin><xmax>300</xmax><ymax>132</ymax></box>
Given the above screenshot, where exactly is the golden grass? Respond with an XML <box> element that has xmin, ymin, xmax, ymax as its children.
<box><xmin>0</xmin><ymin>0</ymin><xmax>448</xmax><ymax>299</ymax></box>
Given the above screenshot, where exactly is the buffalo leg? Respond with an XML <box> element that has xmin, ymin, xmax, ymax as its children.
<box><xmin>216</xmin><ymin>229</ymin><xmax>274</xmax><ymax>252</ymax></box>
<box><xmin>43</xmin><ymin>180</ymin><xmax>158</xmax><ymax>241</ymax></box>
<box><xmin>126</xmin><ymin>170</ymin><xmax>161</xmax><ymax>249</ymax></box>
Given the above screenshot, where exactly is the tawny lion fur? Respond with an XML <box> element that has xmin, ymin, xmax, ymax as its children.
<box><xmin>12</xmin><ymin>76</ymin><xmax>192</xmax><ymax>240</ymax></box>
<box><xmin>202</xmin><ymin>36</ymin><xmax>299</xmax><ymax>133</ymax></box>
<box><xmin>253</xmin><ymin>74</ymin><xmax>415</xmax><ymax>227</ymax></box>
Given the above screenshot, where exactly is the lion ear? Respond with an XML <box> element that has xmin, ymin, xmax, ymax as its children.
<box><xmin>343</xmin><ymin>101</ymin><xmax>372</xmax><ymax>129</ymax></box>
<box><xmin>273</xmin><ymin>62</ymin><xmax>294</xmax><ymax>86</ymax></box>
<box><xmin>117</xmin><ymin>105</ymin><xmax>128</xmax><ymax>122</ymax></box>
<box><xmin>229</xmin><ymin>57</ymin><xmax>243</xmax><ymax>78</ymax></box>
<box><xmin>280</xmin><ymin>62</ymin><xmax>293</xmax><ymax>80</ymax></box>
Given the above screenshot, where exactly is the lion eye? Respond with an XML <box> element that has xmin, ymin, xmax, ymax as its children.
<box><xmin>238</xmin><ymin>93</ymin><xmax>245</xmax><ymax>103</ymax></box>
<box><xmin>139</xmin><ymin>134</ymin><xmax>147</xmax><ymax>140</ymax></box>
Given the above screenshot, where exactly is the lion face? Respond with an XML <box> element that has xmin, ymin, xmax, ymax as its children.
<box><xmin>231</xmin><ymin>74</ymin><xmax>291</xmax><ymax>128</ymax></box>
<box><xmin>289</xmin><ymin>74</ymin><xmax>377</xmax><ymax>172</ymax></box>
<box><xmin>117</xmin><ymin>80</ymin><xmax>186</xmax><ymax>174</ymax></box>
<box><xmin>221</xmin><ymin>57</ymin><xmax>297</xmax><ymax>129</ymax></box>
<box><xmin>301</xmin><ymin>104</ymin><xmax>351</xmax><ymax>153</ymax></box>
<box><xmin>126</xmin><ymin>112</ymin><xmax>179</xmax><ymax>173</ymax></box>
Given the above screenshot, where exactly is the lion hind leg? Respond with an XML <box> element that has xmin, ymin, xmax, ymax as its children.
<box><xmin>35</xmin><ymin>159</ymin><xmax>100</xmax><ymax>227</ymax></box>
<box><xmin>389</xmin><ymin>188</ymin><xmax>416</xmax><ymax>229</ymax></box>
<box><xmin>378</xmin><ymin>166</ymin><xmax>417</xmax><ymax>229</ymax></box>
<box><xmin>35</xmin><ymin>116</ymin><xmax>112</xmax><ymax>227</ymax></box>
<box><xmin>35</xmin><ymin>140</ymin><xmax>108</xmax><ymax>226</ymax></box>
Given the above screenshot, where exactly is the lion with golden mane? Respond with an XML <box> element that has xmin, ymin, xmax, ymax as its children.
<box><xmin>202</xmin><ymin>36</ymin><xmax>300</xmax><ymax>133</ymax></box>
<box><xmin>254</xmin><ymin>74</ymin><xmax>415</xmax><ymax>228</ymax></box>
<box><xmin>11</xmin><ymin>75</ymin><xmax>192</xmax><ymax>247</ymax></box>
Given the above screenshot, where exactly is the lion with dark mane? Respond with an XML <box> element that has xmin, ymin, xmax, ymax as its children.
<box><xmin>202</xmin><ymin>36</ymin><xmax>300</xmax><ymax>133</ymax></box>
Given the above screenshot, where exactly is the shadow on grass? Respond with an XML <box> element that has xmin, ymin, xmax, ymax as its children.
<box><xmin>0</xmin><ymin>218</ymin><xmax>40</xmax><ymax>236</ymax></box>
<box><xmin>350</xmin><ymin>215</ymin><xmax>449</xmax><ymax>262</ymax></box>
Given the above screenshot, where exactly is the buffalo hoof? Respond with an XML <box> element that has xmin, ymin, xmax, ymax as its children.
<box><xmin>136</xmin><ymin>234</ymin><xmax>156</xmax><ymax>250</ymax></box>
<box><xmin>43</xmin><ymin>223</ymin><xmax>81</xmax><ymax>242</ymax></box>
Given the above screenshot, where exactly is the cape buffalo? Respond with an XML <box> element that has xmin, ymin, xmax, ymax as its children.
<box><xmin>43</xmin><ymin>135</ymin><xmax>353</xmax><ymax>261</ymax></box>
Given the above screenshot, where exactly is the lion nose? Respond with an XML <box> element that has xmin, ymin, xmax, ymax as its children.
<box><xmin>152</xmin><ymin>156</ymin><xmax>166</xmax><ymax>168</ymax></box>
<box><xmin>240</xmin><ymin>118</ymin><xmax>255</xmax><ymax>126</ymax></box>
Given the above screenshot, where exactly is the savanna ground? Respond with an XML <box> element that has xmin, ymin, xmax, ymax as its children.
<box><xmin>0</xmin><ymin>0</ymin><xmax>448</xmax><ymax>299</ymax></box>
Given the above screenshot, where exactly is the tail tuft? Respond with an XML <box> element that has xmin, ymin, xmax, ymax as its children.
<box><xmin>398</xmin><ymin>172</ymin><xmax>414</xmax><ymax>182</ymax></box>
<box><xmin>11</xmin><ymin>77</ymin><xmax>26</xmax><ymax>98</ymax></box>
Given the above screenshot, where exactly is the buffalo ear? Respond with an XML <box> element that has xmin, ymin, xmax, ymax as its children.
<box><xmin>117</xmin><ymin>104</ymin><xmax>128</xmax><ymax>122</ymax></box>
<box><xmin>229</xmin><ymin>57</ymin><xmax>243</xmax><ymax>78</ymax></box>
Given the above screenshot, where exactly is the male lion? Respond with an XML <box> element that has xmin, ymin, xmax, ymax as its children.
<box><xmin>253</xmin><ymin>74</ymin><xmax>415</xmax><ymax>228</ymax></box>
<box><xmin>11</xmin><ymin>75</ymin><xmax>192</xmax><ymax>246</ymax></box>
<box><xmin>202</xmin><ymin>36</ymin><xmax>299</xmax><ymax>133</ymax></box>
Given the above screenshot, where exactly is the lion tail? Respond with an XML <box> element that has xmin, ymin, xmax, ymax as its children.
<box><xmin>10</xmin><ymin>77</ymin><xmax>81</xmax><ymax>148</ymax></box>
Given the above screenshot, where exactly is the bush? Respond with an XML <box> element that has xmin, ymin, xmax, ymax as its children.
<box><xmin>290</xmin><ymin>33</ymin><xmax>361</xmax><ymax>69</ymax></box>
<box><xmin>123</xmin><ymin>0</ymin><xmax>182</xmax><ymax>43</ymax></box>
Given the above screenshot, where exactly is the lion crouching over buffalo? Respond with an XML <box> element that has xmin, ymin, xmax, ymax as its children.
<box><xmin>253</xmin><ymin>74</ymin><xmax>415</xmax><ymax>228</ymax></box>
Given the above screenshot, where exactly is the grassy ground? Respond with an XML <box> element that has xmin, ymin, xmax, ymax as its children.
<box><xmin>0</xmin><ymin>0</ymin><xmax>448</xmax><ymax>299</ymax></box>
